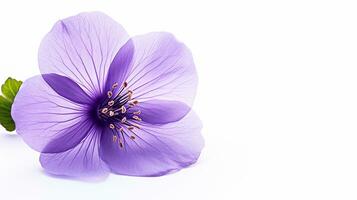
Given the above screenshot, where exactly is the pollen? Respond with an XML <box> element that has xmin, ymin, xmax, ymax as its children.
<box><xmin>129</xmin><ymin>100</ymin><xmax>139</xmax><ymax>107</ymax></box>
<box><xmin>101</xmin><ymin>108</ymin><xmax>108</xmax><ymax>114</ymax></box>
<box><xmin>133</xmin><ymin>110</ymin><xmax>141</xmax><ymax>115</ymax></box>
<box><xmin>132</xmin><ymin>115</ymin><xmax>142</xmax><ymax>121</ymax></box>
<box><xmin>120</xmin><ymin>106</ymin><xmax>127</xmax><ymax>113</ymax></box>
<box><xmin>112</xmin><ymin>135</ymin><xmax>117</xmax><ymax>142</ymax></box>
<box><xmin>108</xmin><ymin>100</ymin><xmax>115</xmax><ymax>106</ymax></box>
<box><xmin>119</xmin><ymin>127</ymin><xmax>124</xmax><ymax>133</ymax></box>
<box><xmin>112</xmin><ymin>82</ymin><xmax>119</xmax><ymax>89</ymax></box>
<box><xmin>107</xmin><ymin>91</ymin><xmax>113</xmax><ymax>98</ymax></box>
<box><xmin>122</xmin><ymin>81</ymin><xmax>128</xmax><ymax>88</ymax></box>
<box><xmin>127</xmin><ymin>90</ymin><xmax>133</xmax><ymax>99</ymax></box>
<box><xmin>98</xmin><ymin>81</ymin><xmax>144</xmax><ymax>134</ymax></box>
<box><xmin>109</xmin><ymin>123</ymin><xmax>115</xmax><ymax>129</ymax></box>
<box><xmin>132</xmin><ymin>123</ymin><xmax>141</xmax><ymax>129</ymax></box>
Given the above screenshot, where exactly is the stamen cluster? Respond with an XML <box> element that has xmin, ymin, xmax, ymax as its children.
<box><xmin>98</xmin><ymin>82</ymin><xmax>142</xmax><ymax>148</ymax></box>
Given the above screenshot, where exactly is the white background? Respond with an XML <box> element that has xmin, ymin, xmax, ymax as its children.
<box><xmin>0</xmin><ymin>0</ymin><xmax>357</xmax><ymax>199</ymax></box>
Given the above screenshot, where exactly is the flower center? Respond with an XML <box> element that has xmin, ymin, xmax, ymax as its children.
<box><xmin>97</xmin><ymin>82</ymin><xmax>142</xmax><ymax>148</ymax></box>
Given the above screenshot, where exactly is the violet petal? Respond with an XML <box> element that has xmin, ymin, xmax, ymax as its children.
<box><xmin>134</xmin><ymin>99</ymin><xmax>191</xmax><ymax>124</ymax></box>
<box><xmin>123</xmin><ymin>32</ymin><xmax>198</xmax><ymax>107</ymax></box>
<box><xmin>40</xmin><ymin>126</ymin><xmax>109</xmax><ymax>178</ymax></box>
<box><xmin>99</xmin><ymin>110</ymin><xmax>204</xmax><ymax>176</ymax></box>
<box><xmin>12</xmin><ymin>76</ymin><xmax>89</xmax><ymax>153</ymax></box>
<box><xmin>104</xmin><ymin>39</ymin><xmax>134</xmax><ymax>94</ymax></box>
<box><xmin>38</xmin><ymin>12</ymin><xmax>129</xmax><ymax>97</ymax></box>
<box><xmin>42</xmin><ymin>73</ymin><xmax>93</xmax><ymax>104</ymax></box>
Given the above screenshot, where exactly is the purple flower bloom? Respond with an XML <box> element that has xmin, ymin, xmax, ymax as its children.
<box><xmin>11</xmin><ymin>12</ymin><xmax>203</xmax><ymax>178</ymax></box>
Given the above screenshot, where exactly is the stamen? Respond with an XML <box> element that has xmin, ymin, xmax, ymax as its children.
<box><xmin>119</xmin><ymin>127</ymin><xmax>125</xmax><ymax>148</ymax></box>
<box><xmin>98</xmin><ymin>81</ymin><xmax>143</xmax><ymax>136</ymax></box>
<box><xmin>119</xmin><ymin>127</ymin><xmax>124</xmax><ymax>133</ymax></box>
<box><xmin>132</xmin><ymin>115</ymin><xmax>142</xmax><ymax>121</ymax></box>
<box><xmin>101</xmin><ymin>108</ymin><xmax>108</xmax><ymax>114</ymax></box>
<box><xmin>112</xmin><ymin>82</ymin><xmax>119</xmax><ymax>89</ymax></box>
<box><xmin>122</xmin><ymin>81</ymin><xmax>128</xmax><ymax>88</ymax></box>
<box><xmin>133</xmin><ymin>110</ymin><xmax>141</xmax><ymax>115</ymax></box>
<box><xmin>121</xmin><ymin>117</ymin><xmax>127</xmax><ymax>123</ymax></box>
<box><xmin>129</xmin><ymin>100</ymin><xmax>139</xmax><ymax>107</ymax></box>
<box><xmin>130</xmin><ymin>136</ymin><xmax>135</xmax><ymax>140</ymax></box>
<box><xmin>131</xmin><ymin>123</ymin><xmax>141</xmax><ymax>129</ymax></box>
<box><xmin>107</xmin><ymin>91</ymin><xmax>113</xmax><ymax>98</ymax></box>
<box><xmin>108</xmin><ymin>100</ymin><xmax>115</xmax><ymax>106</ymax></box>
<box><xmin>121</xmin><ymin>106</ymin><xmax>126</xmax><ymax>113</ymax></box>
<box><xmin>127</xmin><ymin>90</ymin><xmax>133</xmax><ymax>99</ymax></box>
<box><xmin>109</xmin><ymin>123</ymin><xmax>115</xmax><ymax>129</ymax></box>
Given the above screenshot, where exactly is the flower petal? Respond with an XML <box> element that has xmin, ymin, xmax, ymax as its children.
<box><xmin>99</xmin><ymin>110</ymin><xmax>204</xmax><ymax>176</ymax></box>
<box><xmin>104</xmin><ymin>39</ymin><xmax>134</xmax><ymax>93</ymax></box>
<box><xmin>124</xmin><ymin>32</ymin><xmax>198</xmax><ymax>107</ymax></box>
<box><xmin>133</xmin><ymin>100</ymin><xmax>191</xmax><ymax>124</ymax></box>
<box><xmin>40</xmin><ymin>126</ymin><xmax>109</xmax><ymax>178</ymax></box>
<box><xmin>12</xmin><ymin>75</ymin><xmax>90</xmax><ymax>153</ymax></box>
<box><xmin>42</xmin><ymin>73</ymin><xmax>93</xmax><ymax>104</ymax></box>
<box><xmin>38</xmin><ymin>12</ymin><xmax>129</xmax><ymax>97</ymax></box>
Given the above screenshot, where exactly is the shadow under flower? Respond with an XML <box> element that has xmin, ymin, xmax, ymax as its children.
<box><xmin>0</xmin><ymin>133</ymin><xmax>21</xmax><ymax>144</ymax></box>
<box><xmin>40</xmin><ymin>169</ymin><xmax>109</xmax><ymax>183</ymax></box>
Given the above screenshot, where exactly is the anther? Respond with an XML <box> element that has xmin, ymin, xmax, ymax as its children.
<box><xmin>132</xmin><ymin>123</ymin><xmax>141</xmax><ymax>129</ymax></box>
<box><xmin>128</xmin><ymin>126</ymin><xmax>134</xmax><ymax>130</ymax></box>
<box><xmin>121</xmin><ymin>117</ymin><xmax>127</xmax><ymax>123</ymax></box>
<box><xmin>121</xmin><ymin>106</ymin><xmax>127</xmax><ymax>113</ymax></box>
<box><xmin>109</xmin><ymin>111</ymin><xmax>115</xmax><ymax>117</ymax></box>
<box><xmin>122</xmin><ymin>81</ymin><xmax>128</xmax><ymax>88</ymax></box>
<box><xmin>109</xmin><ymin>123</ymin><xmax>115</xmax><ymax>129</ymax></box>
<box><xmin>127</xmin><ymin>90</ymin><xmax>133</xmax><ymax>99</ymax></box>
<box><xmin>133</xmin><ymin>110</ymin><xmax>141</xmax><ymax>115</ymax></box>
<box><xmin>101</xmin><ymin>108</ymin><xmax>108</xmax><ymax>114</ymax></box>
<box><xmin>108</xmin><ymin>100</ymin><xmax>115</xmax><ymax>106</ymax></box>
<box><xmin>119</xmin><ymin>142</ymin><xmax>123</xmax><ymax>148</ymax></box>
<box><xmin>129</xmin><ymin>100</ymin><xmax>139</xmax><ymax>107</ymax></box>
<box><xmin>119</xmin><ymin>127</ymin><xmax>124</xmax><ymax>133</ymax></box>
<box><xmin>107</xmin><ymin>91</ymin><xmax>113</xmax><ymax>98</ymax></box>
<box><xmin>130</xmin><ymin>136</ymin><xmax>135</xmax><ymax>140</ymax></box>
<box><xmin>133</xmin><ymin>115</ymin><xmax>142</xmax><ymax>121</ymax></box>
<box><xmin>112</xmin><ymin>82</ymin><xmax>119</xmax><ymax>89</ymax></box>
<box><xmin>113</xmin><ymin>135</ymin><xmax>117</xmax><ymax>142</ymax></box>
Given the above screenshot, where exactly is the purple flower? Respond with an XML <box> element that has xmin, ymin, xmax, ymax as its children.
<box><xmin>11</xmin><ymin>12</ymin><xmax>203</xmax><ymax>178</ymax></box>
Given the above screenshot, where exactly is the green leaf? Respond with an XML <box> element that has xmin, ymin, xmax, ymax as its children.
<box><xmin>1</xmin><ymin>77</ymin><xmax>22</xmax><ymax>101</ymax></box>
<box><xmin>0</xmin><ymin>77</ymin><xmax>22</xmax><ymax>132</ymax></box>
